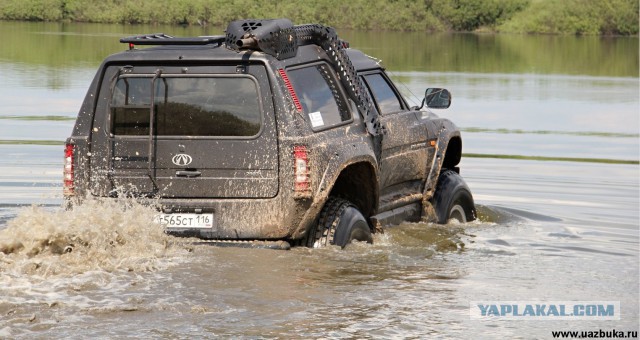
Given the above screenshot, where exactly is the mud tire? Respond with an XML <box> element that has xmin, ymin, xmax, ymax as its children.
<box><xmin>431</xmin><ymin>169</ymin><xmax>476</xmax><ymax>224</ymax></box>
<box><xmin>308</xmin><ymin>197</ymin><xmax>373</xmax><ymax>248</ymax></box>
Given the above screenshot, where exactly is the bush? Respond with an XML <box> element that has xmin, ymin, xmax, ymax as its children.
<box><xmin>498</xmin><ymin>0</ymin><xmax>639</xmax><ymax>35</ymax></box>
<box><xmin>0</xmin><ymin>0</ymin><xmax>636</xmax><ymax>35</ymax></box>
<box><xmin>430</xmin><ymin>0</ymin><xmax>529</xmax><ymax>31</ymax></box>
<box><xmin>0</xmin><ymin>0</ymin><xmax>63</xmax><ymax>21</ymax></box>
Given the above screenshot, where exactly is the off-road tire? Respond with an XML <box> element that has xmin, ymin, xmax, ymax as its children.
<box><xmin>431</xmin><ymin>169</ymin><xmax>476</xmax><ymax>224</ymax></box>
<box><xmin>307</xmin><ymin>197</ymin><xmax>373</xmax><ymax>248</ymax></box>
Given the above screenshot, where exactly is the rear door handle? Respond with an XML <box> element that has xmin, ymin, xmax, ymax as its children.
<box><xmin>176</xmin><ymin>170</ymin><xmax>201</xmax><ymax>178</ymax></box>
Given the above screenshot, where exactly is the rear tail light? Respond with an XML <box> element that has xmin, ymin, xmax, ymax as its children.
<box><xmin>293</xmin><ymin>145</ymin><xmax>311</xmax><ymax>196</ymax></box>
<box><xmin>64</xmin><ymin>143</ymin><xmax>75</xmax><ymax>196</ymax></box>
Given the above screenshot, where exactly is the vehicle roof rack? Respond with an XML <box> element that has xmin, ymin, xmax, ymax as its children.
<box><xmin>120</xmin><ymin>33</ymin><xmax>226</xmax><ymax>49</ymax></box>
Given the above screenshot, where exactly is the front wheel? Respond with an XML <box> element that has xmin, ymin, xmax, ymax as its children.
<box><xmin>431</xmin><ymin>170</ymin><xmax>476</xmax><ymax>224</ymax></box>
<box><xmin>307</xmin><ymin>197</ymin><xmax>373</xmax><ymax>248</ymax></box>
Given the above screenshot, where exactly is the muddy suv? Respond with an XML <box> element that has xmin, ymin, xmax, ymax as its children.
<box><xmin>64</xmin><ymin>19</ymin><xmax>475</xmax><ymax>248</ymax></box>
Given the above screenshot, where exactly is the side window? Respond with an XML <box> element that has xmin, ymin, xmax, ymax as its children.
<box><xmin>363</xmin><ymin>73</ymin><xmax>403</xmax><ymax>114</ymax></box>
<box><xmin>111</xmin><ymin>77</ymin><xmax>261</xmax><ymax>137</ymax></box>
<box><xmin>287</xmin><ymin>64</ymin><xmax>351</xmax><ymax>130</ymax></box>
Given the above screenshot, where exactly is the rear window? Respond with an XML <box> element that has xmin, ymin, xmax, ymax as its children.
<box><xmin>111</xmin><ymin>76</ymin><xmax>261</xmax><ymax>137</ymax></box>
<box><xmin>287</xmin><ymin>64</ymin><xmax>350</xmax><ymax>130</ymax></box>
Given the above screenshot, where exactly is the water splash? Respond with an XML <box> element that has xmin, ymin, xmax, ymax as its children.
<box><xmin>0</xmin><ymin>197</ymin><xmax>196</xmax><ymax>333</ymax></box>
<box><xmin>0</xmin><ymin>197</ymin><xmax>190</xmax><ymax>276</ymax></box>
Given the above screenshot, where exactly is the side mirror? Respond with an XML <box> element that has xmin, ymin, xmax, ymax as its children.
<box><xmin>422</xmin><ymin>88</ymin><xmax>451</xmax><ymax>109</ymax></box>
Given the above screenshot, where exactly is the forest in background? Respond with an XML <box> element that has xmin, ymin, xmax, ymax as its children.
<box><xmin>0</xmin><ymin>0</ymin><xmax>637</xmax><ymax>35</ymax></box>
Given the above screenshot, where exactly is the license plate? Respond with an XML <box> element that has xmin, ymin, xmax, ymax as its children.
<box><xmin>156</xmin><ymin>213</ymin><xmax>214</xmax><ymax>229</ymax></box>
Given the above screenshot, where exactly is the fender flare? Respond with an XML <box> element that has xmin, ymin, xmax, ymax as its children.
<box><xmin>291</xmin><ymin>145</ymin><xmax>379</xmax><ymax>240</ymax></box>
<box><xmin>422</xmin><ymin>119</ymin><xmax>462</xmax><ymax>220</ymax></box>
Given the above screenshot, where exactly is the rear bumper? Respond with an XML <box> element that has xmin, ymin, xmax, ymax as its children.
<box><xmin>153</xmin><ymin>197</ymin><xmax>311</xmax><ymax>240</ymax></box>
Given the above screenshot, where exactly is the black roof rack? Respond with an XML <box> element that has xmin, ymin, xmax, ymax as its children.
<box><xmin>120</xmin><ymin>33</ymin><xmax>226</xmax><ymax>48</ymax></box>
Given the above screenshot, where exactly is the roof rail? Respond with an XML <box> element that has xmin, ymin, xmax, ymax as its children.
<box><xmin>120</xmin><ymin>33</ymin><xmax>226</xmax><ymax>49</ymax></box>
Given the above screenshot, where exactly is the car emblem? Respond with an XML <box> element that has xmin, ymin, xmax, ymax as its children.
<box><xmin>172</xmin><ymin>153</ymin><xmax>193</xmax><ymax>166</ymax></box>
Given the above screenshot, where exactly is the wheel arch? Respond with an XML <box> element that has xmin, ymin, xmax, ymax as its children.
<box><xmin>442</xmin><ymin>135</ymin><xmax>462</xmax><ymax>170</ymax></box>
<box><xmin>327</xmin><ymin>161</ymin><xmax>378</xmax><ymax>218</ymax></box>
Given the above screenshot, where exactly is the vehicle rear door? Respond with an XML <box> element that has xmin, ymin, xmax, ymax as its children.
<box><xmin>89</xmin><ymin>64</ymin><xmax>278</xmax><ymax>198</ymax></box>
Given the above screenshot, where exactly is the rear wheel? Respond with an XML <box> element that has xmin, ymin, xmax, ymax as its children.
<box><xmin>431</xmin><ymin>169</ymin><xmax>476</xmax><ymax>224</ymax></box>
<box><xmin>307</xmin><ymin>197</ymin><xmax>373</xmax><ymax>248</ymax></box>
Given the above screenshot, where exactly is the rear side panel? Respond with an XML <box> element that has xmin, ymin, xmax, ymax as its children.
<box><xmin>89</xmin><ymin>64</ymin><xmax>278</xmax><ymax>199</ymax></box>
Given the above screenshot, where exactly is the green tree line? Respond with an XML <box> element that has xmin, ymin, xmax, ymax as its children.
<box><xmin>0</xmin><ymin>0</ymin><xmax>637</xmax><ymax>35</ymax></box>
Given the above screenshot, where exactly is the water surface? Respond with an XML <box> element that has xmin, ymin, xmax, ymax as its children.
<box><xmin>0</xmin><ymin>21</ymin><xmax>638</xmax><ymax>338</ymax></box>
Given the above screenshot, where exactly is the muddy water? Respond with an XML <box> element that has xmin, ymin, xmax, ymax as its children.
<box><xmin>0</xmin><ymin>22</ymin><xmax>638</xmax><ymax>338</ymax></box>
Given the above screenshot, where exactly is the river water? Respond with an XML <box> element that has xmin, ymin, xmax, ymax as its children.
<box><xmin>0</xmin><ymin>22</ymin><xmax>638</xmax><ymax>338</ymax></box>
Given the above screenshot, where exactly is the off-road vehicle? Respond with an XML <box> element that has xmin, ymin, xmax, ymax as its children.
<box><xmin>64</xmin><ymin>19</ymin><xmax>476</xmax><ymax>249</ymax></box>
